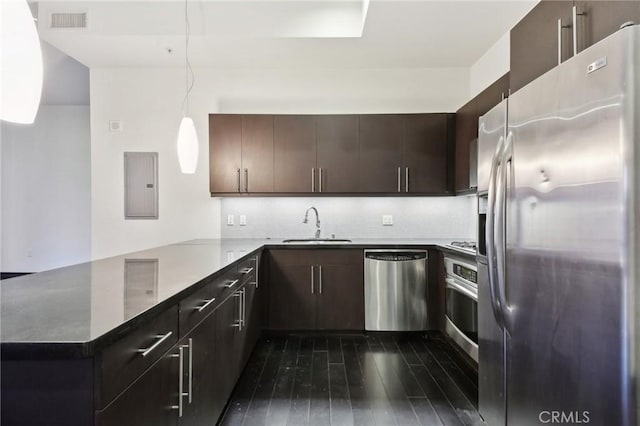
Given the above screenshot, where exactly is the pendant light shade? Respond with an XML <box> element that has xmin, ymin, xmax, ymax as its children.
<box><xmin>0</xmin><ymin>0</ymin><xmax>43</xmax><ymax>124</ymax></box>
<box><xmin>177</xmin><ymin>116</ymin><xmax>199</xmax><ymax>174</ymax></box>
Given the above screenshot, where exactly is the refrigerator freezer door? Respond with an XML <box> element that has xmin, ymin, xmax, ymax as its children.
<box><xmin>477</xmin><ymin>99</ymin><xmax>507</xmax><ymax>194</ymax></box>
<box><xmin>505</xmin><ymin>26</ymin><xmax>638</xmax><ymax>426</ymax></box>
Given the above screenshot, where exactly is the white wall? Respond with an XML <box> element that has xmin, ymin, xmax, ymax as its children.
<box><xmin>468</xmin><ymin>31</ymin><xmax>510</xmax><ymax>100</ymax></box>
<box><xmin>1</xmin><ymin>106</ymin><xmax>91</xmax><ymax>272</ymax></box>
<box><xmin>221</xmin><ymin>196</ymin><xmax>476</xmax><ymax>240</ymax></box>
<box><xmin>89</xmin><ymin>66</ymin><xmax>470</xmax><ymax>259</ymax></box>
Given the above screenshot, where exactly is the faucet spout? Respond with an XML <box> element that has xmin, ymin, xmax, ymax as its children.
<box><xmin>303</xmin><ymin>207</ymin><xmax>321</xmax><ymax>239</ymax></box>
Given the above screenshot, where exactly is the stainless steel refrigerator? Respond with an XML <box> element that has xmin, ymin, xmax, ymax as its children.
<box><xmin>477</xmin><ymin>24</ymin><xmax>639</xmax><ymax>426</ymax></box>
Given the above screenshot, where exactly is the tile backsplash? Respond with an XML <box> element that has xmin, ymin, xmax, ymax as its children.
<box><xmin>220</xmin><ymin>196</ymin><xmax>477</xmax><ymax>240</ymax></box>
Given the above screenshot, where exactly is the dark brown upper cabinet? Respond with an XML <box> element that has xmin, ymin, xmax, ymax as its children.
<box><xmin>358</xmin><ymin>114</ymin><xmax>404</xmax><ymax>193</ymax></box>
<box><xmin>209</xmin><ymin>115</ymin><xmax>242</xmax><ymax>193</ymax></box>
<box><xmin>274</xmin><ymin>115</ymin><xmax>317</xmax><ymax>193</ymax></box>
<box><xmin>403</xmin><ymin>114</ymin><xmax>452</xmax><ymax>194</ymax></box>
<box><xmin>209</xmin><ymin>114</ymin><xmax>274</xmax><ymax>194</ymax></box>
<box><xmin>241</xmin><ymin>115</ymin><xmax>274</xmax><ymax>193</ymax></box>
<box><xmin>455</xmin><ymin>73</ymin><xmax>509</xmax><ymax>193</ymax></box>
<box><xmin>511</xmin><ymin>0</ymin><xmax>639</xmax><ymax>93</ymax></box>
<box><xmin>316</xmin><ymin>115</ymin><xmax>360</xmax><ymax>193</ymax></box>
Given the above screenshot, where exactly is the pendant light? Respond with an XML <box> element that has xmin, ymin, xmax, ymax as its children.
<box><xmin>176</xmin><ymin>0</ymin><xmax>199</xmax><ymax>174</ymax></box>
<box><xmin>0</xmin><ymin>0</ymin><xmax>43</xmax><ymax>124</ymax></box>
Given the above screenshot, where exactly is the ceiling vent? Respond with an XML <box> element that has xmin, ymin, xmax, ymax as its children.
<box><xmin>50</xmin><ymin>13</ymin><xmax>87</xmax><ymax>29</ymax></box>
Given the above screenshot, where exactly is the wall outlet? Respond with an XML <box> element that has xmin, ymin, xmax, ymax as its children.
<box><xmin>382</xmin><ymin>214</ymin><xmax>393</xmax><ymax>226</ymax></box>
<box><xmin>239</xmin><ymin>215</ymin><xmax>247</xmax><ymax>226</ymax></box>
<box><xmin>109</xmin><ymin>120</ymin><xmax>123</xmax><ymax>132</ymax></box>
<box><xmin>227</xmin><ymin>214</ymin><xmax>235</xmax><ymax>226</ymax></box>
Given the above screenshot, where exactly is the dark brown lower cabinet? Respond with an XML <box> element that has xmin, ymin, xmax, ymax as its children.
<box><xmin>213</xmin><ymin>293</ymin><xmax>241</xmax><ymax>420</ymax></box>
<box><xmin>269</xmin><ymin>249</ymin><xmax>364</xmax><ymax>330</ymax></box>
<box><xmin>95</xmin><ymin>348</ymin><xmax>180</xmax><ymax>426</ymax></box>
<box><xmin>179</xmin><ymin>312</ymin><xmax>218</xmax><ymax>426</ymax></box>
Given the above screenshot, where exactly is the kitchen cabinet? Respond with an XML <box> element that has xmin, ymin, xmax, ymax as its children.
<box><xmin>274</xmin><ymin>115</ymin><xmax>317</xmax><ymax>193</ymax></box>
<box><xmin>358</xmin><ymin>114</ymin><xmax>404</xmax><ymax>193</ymax></box>
<box><xmin>403</xmin><ymin>114</ymin><xmax>452</xmax><ymax>194</ymax></box>
<box><xmin>268</xmin><ymin>249</ymin><xmax>364</xmax><ymax>330</ymax></box>
<box><xmin>316</xmin><ymin>115</ymin><xmax>360</xmax><ymax>193</ymax></box>
<box><xmin>510</xmin><ymin>0</ymin><xmax>639</xmax><ymax>93</ymax></box>
<box><xmin>455</xmin><ymin>73</ymin><xmax>509</xmax><ymax>193</ymax></box>
<box><xmin>95</xmin><ymin>345</ymin><xmax>180</xmax><ymax>426</ymax></box>
<box><xmin>178</xmin><ymin>312</ymin><xmax>218</xmax><ymax>426</ymax></box>
<box><xmin>213</xmin><ymin>291</ymin><xmax>242</xmax><ymax>419</ymax></box>
<box><xmin>209</xmin><ymin>115</ymin><xmax>274</xmax><ymax>194</ymax></box>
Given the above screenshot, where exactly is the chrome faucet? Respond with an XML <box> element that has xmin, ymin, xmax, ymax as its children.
<box><xmin>303</xmin><ymin>207</ymin><xmax>321</xmax><ymax>239</ymax></box>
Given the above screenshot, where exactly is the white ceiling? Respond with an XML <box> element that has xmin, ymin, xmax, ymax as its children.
<box><xmin>36</xmin><ymin>0</ymin><xmax>538</xmax><ymax>69</ymax></box>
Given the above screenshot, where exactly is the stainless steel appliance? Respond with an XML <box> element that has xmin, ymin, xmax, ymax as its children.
<box><xmin>445</xmin><ymin>241</ymin><xmax>477</xmax><ymax>255</ymax></box>
<box><xmin>364</xmin><ymin>250</ymin><xmax>427</xmax><ymax>331</ymax></box>
<box><xmin>444</xmin><ymin>254</ymin><xmax>478</xmax><ymax>362</ymax></box>
<box><xmin>478</xmin><ymin>25</ymin><xmax>640</xmax><ymax>426</ymax></box>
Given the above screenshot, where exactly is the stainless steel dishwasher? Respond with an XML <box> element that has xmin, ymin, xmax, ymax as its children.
<box><xmin>364</xmin><ymin>250</ymin><xmax>428</xmax><ymax>331</ymax></box>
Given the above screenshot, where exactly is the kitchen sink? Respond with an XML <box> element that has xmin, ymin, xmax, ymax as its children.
<box><xmin>282</xmin><ymin>238</ymin><xmax>352</xmax><ymax>244</ymax></box>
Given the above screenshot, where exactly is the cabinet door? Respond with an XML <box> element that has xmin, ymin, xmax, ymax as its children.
<box><xmin>454</xmin><ymin>99</ymin><xmax>477</xmax><ymax>192</ymax></box>
<box><xmin>242</xmin><ymin>115</ymin><xmax>274</xmax><ymax>193</ymax></box>
<box><xmin>179</xmin><ymin>312</ymin><xmax>217</xmax><ymax>426</ymax></box>
<box><xmin>240</xmin><ymin>282</ymin><xmax>259</xmax><ymax>368</ymax></box>
<box><xmin>358</xmin><ymin>114</ymin><xmax>404</xmax><ymax>193</ymax></box>
<box><xmin>213</xmin><ymin>296</ymin><xmax>240</xmax><ymax>420</ymax></box>
<box><xmin>403</xmin><ymin>114</ymin><xmax>450</xmax><ymax>194</ymax></box>
<box><xmin>209</xmin><ymin>115</ymin><xmax>242</xmax><ymax>193</ymax></box>
<box><xmin>268</xmin><ymin>250</ymin><xmax>316</xmax><ymax>330</ymax></box>
<box><xmin>314</xmin><ymin>250</ymin><xmax>364</xmax><ymax>330</ymax></box>
<box><xmin>510</xmin><ymin>1</ymin><xmax>573</xmax><ymax>93</ymax></box>
<box><xmin>316</xmin><ymin>115</ymin><xmax>360</xmax><ymax>193</ymax></box>
<box><xmin>274</xmin><ymin>115</ymin><xmax>317</xmax><ymax>193</ymax></box>
<box><xmin>96</xmin><ymin>348</ymin><xmax>179</xmax><ymax>426</ymax></box>
<box><xmin>575</xmin><ymin>1</ymin><xmax>640</xmax><ymax>52</ymax></box>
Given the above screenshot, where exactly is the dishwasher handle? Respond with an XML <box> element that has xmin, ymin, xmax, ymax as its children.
<box><xmin>365</xmin><ymin>251</ymin><xmax>427</xmax><ymax>262</ymax></box>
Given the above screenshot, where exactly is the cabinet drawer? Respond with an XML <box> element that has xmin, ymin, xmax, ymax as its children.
<box><xmin>97</xmin><ymin>305</ymin><xmax>178</xmax><ymax>409</ymax></box>
<box><xmin>179</xmin><ymin>281</ymin><xmax>217</xmax><ymax>337</ymax></box>
<box><xmin>237</xmin><ymin>256</ymin><xmax>258</xmax><ymax>283</ymax></box>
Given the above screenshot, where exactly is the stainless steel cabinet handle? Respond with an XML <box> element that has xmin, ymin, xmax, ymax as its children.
<box><xmin>187</xmin><ymin>338</ymin><xmax>193</xmax><ymax>404</ymax></box>
<box><xmin>236</xmin><ymin>168</ymin><xmax>241</xmax><ymax>192</ymax></box>
<box><xmin>196</xmin><ymin>298</ymin><xmax>216</xmax><ymax>312</ymax></box>
<box><xmin>177</xmin><ymin>346</ymin><xmax>185</xmax><ymax>417</ymax></box>
<box><xmin>242</xmin><ymin>288</ymin><xmax>246</xmax><ymax>327</ymax></box>
<box><xmin>312</xmin><ymin>168</ymin><xmax>315</xmax><ymax>192</ymax></box>
<box><xmin>138</xmin><ymin>331</ymin><xmax>173</xmax><ymax>357</ymax></box>
<box><xmin>224</xmin><ymin>279</ymin><xmax>239</xmax><ymax>288</ymax></box>
<box><xmin>244</xmin><ymin>168</ymin><xmax>249</xmax><ymax>192</ymax></box>
<box><xmin>311</xmin><ymin>265</ymin><xmax>315</xmax><ymax>294</ymax></box>
<box><xmin>180</xmin><ymin>339</ymin><xmax>193</xmax><ymax>404</ymax></box>
<box><xmin>318</xmin><ymin>265</ymin><xmax>323</xmax><ymax>294</ymax></box>
<box><xmin>572</xmin><ymin>5</ymin><xmax>586</xmax><ymax>56</ymax></box>
<box><xmin>557</xmin><ymin>19</ymin><xmax>562</xmax><ymax>65</ymax></box>
<box><xmin>397</xmin><ymin>167</ymin><xmax>401</xmax><ymax>192</ymax></box>
<box><xmin>405</xmin><ymin>167</ymin><xmax>409</xmax><ymax>193</ymax></box>
<box><xmin>233</xmin><ymin>291</ymin><xmax>242</xmax><ymax>329</ymax></box>
<box><xmin>319</xmin><ymin>168</ymin><xmax>323</xmax><ymax>192</ymax></box>
<box><xmin>240</xmin><ymin>267</ymin><xmax>254</xmax><ymax>275</ymax></box>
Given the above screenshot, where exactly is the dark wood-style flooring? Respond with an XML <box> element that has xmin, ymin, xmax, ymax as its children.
<box><xmin>219</xmin><ymin>334</ymin><xmax>483</xmax><ymax>426</ymax></box>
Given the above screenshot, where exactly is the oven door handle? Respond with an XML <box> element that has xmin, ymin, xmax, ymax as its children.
<box><xmin>445</xmin><ymin>278</ymin><xmax>478</xmax><ymax>302</ymax></box>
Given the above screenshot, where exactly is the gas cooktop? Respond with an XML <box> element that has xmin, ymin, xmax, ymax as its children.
<box><xmin>446</xmin><ymin>241</ymin><xmax>477</xmax><ymax>254</ymax></box>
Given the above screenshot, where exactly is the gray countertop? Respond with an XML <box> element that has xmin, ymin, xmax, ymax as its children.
<box><xmin>1</xmin><ymin>238</ymin><xmax>476</xmax><ymax>348</ymax></box>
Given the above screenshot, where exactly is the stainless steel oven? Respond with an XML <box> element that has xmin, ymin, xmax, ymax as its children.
<box><xmin>444</xmin><ymin>254</ymin><xmax>478</xmax><ymax>362</ymax></box>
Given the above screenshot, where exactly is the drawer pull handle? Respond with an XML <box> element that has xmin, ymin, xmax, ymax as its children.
<box><xmin>196</xmin><ymin>298</ymin><xmax>216</xmax><ymax>312</ymax></box>
<box><xmin>239</xmin><ymin>267</ymin><xmax>254</xmax><ymax>274</ymax></box>
<box><xmin>224</xmin><ymin>279</ymin><xmax>239</xmax><ymax>288</ymax></box>
<box><xmin>138</xmin><ymin>331</ymin><xmax>173</xmax><ymax>357</ymax></box>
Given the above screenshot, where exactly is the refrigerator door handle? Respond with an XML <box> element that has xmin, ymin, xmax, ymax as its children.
<box><xmin>486</xmin><ymin>135</ymin><xmax>506</xmax><ymax>331</ymax></box>
<box><xmin>495</xmin><ymin>131</ymin><xmax>513</xmax><ymax>334</ymax></box>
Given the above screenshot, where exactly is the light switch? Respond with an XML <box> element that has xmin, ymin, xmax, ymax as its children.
<box><xmin>382</xmin><ymin>215</ymin><xmax>393</xmax><ymax>226</ymax></box>
<box><xmin>239</xmin><ymin>215</ymin><xmax>247</xmax><ymax>226</ymax></box>
<box><xmin>227</xmin><ymin>214</ymin><xmax>235</xmax><ymax>226</ymax></box>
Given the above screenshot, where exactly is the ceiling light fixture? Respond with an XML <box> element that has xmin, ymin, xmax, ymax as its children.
<box><xmin>176</xmin><ymin>0</ymin><xmax>198</xmax><ymax>174</ymax></box>
<box><xmin>0</xmin><ymin>0</ymin><xmax>43</xmax><ymax>124</ymax></box>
